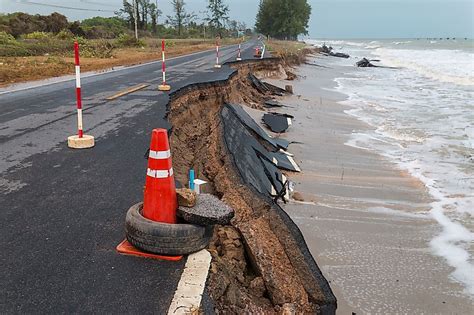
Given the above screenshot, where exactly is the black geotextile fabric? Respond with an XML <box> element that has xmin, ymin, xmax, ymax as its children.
<box><xmin>248</xmin><ymin>73</ymin><xmax>270</xmax><ymax>94</ymax></box>
<box><xmin>272</xmin><ymin>151</ymin><xmax>300</xmax><ymax>172</ymax></box>
<box><xmin>263</xmin><ymin>113</ymin><xmax>291</xmax><ymax>133</ymax></box>
<box><xmin>225</xmin><ymin>104</ymin><xmax>300</xmax><ymax>172</ymax></box>
<box><xmin>264</xmin><ymin>99</ymin><xmax>284</xmax><ymax>108</ymax></box>
<box><xmin>226</xmin><ymin>103</ymin><xmax>290</xmax><ymax>150</ymax></box>
<box><xmin>221</xmin><ymin>103</ymin><xmax>337</xmax><ymax>314</ymax></box>
<box><xmin>263</xmin><ymin>82</ymin><xmax>287</xmax><ymax>96</ymax></box>
<box><xmin>221</xmin><ymin>105</ymin><xmax>283</xmax><ymax>197</ymax></box>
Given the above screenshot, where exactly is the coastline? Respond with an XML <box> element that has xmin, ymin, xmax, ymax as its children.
<box><xmin>259</xmin><ymin>56</ymin><xmax>473</xmax><ymax>313</ymax></box>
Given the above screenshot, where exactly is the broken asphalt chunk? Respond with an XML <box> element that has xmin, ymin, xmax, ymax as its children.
<box><xmin>178</xmin><ymin>194</ymin><xmax>235</xmax><ymax>226</ymax></box>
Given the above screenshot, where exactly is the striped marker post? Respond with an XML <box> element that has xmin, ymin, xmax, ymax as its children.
<box><xmin>236</xmin><ymin>43</ymin><xmax>242</xmax><ymax>61</ymax></box>
<box><xmin>67</xmin><ymin>41</ymin><xmax>94</xmax><ymax>149</ymax></box>
<box><xmin>74</xmin><ymin>41</ymin><xmax>83</xmax><ymax>138</ymax></box>
<box><xmin>214</xmin><ymin>39</ymin><xmax>221</xmax><ymax>68</ymax></box>
<box><xmin>158</xmin><ymin>39</ymin><xmax>171</xmax><ymax>91</ymax></box>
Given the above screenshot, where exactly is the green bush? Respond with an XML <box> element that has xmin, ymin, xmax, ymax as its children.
<box><xmin>0</xmin><ymin>31</ymin><xmax>18</xmax><ymax>45</ymax></box>
<box><xmin>115</xmin><ymin>33</ymin><xmax>145</xmax><ymax>47</ymax></box>
<box><xmin>80</xmin><ymin>39</ymin><xmax>115</xmax><ymax>58</ymax></box>
<box><xmin>22</xmin><ymin>32</ymin><xmax>53</xmax><ymax>40</ymax></box>
<box><xmin>56</xmin><ymin>29</ymin><xmax>74</xmax><ymax>40</ymax></box>
<box><xmin>74</xmin><ymin>36</ymin><xmax>87</xmax><ymax>45</ymax></box>
<box><xmin>0</xmin><ymin>44</ymin><xmax>29</xmax><ymax>56</ymax></box>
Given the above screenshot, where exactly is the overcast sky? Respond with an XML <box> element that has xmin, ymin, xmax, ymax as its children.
<box><xmin>1</xmin><ymin>0</ymin><xmax>473</xmax><ymax>38</ymax></box>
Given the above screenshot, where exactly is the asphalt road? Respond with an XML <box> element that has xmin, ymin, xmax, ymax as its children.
<box><xmin>0</xmin><ymin>39</ymin><xmax>264</xmax><ymax>313</ymax></box>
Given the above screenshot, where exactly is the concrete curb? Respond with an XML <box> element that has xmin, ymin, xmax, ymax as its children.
<box><xmin>167</xmin><ymin>250</ymin><xmax>212</xmax><ymax>315</ymax></box>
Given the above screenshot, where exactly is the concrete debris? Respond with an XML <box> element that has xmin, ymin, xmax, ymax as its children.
<box><xmin>176</xmin><ymin>188</ymin><xmax>197</xmax><ymax>207</ymax></box>
<box><xmin>193</xmin><ymin>178</ymin><xmax>208</xmax><ymax>194</ymax></box>
<box><xmin>285</xmin><ymin>85</ymin><xmax>293</xmax><ymax>94</ymax></box>
<box><xmin>178</xmin><ymin>193</ymin><xmax>235</xmax><ymax>226</ymax></box>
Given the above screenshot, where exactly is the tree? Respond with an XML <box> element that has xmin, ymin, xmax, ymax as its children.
<box><xmin>167</xmin><ymin>0</ymin><xmax>194</xmax><ymax>36</ymax></box>
<box><xmin>255</xmin><ymin>0</ymin><xmax>311</xmax><ymax>40</ymax></box>
<box><xmin>40</xmin><ymin>12</ymin><xmax>68</xmax><ymax>33</ymax></box>
<box><xmin>117</xmin><ymin>1</ymin><xmax>135</xmax><ymax>31</ymax></box>
<box><xmin>206</xmin><ymin>0</ymin><xmax>229</xmax><ymax>34</ymax></box>
<box><xmin>148</xmin><ymin>2</ymin><xmax>162</xmax><ymax>34</ymax></box>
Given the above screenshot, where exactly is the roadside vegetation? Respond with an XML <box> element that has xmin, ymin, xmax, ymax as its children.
<box><xmin>0</xmin><ymin>0</ymin><xmax>249</xmax><ymax>86</ymax></box>
<box><xmin>0</xmin><ymin>0</ymin><xmax>312</xmax><ymax>87</ymax></box>
<box><xmin>265</xmin><ymin>40</ymin><xmax>307</xmax><ymax>57</ymax></box>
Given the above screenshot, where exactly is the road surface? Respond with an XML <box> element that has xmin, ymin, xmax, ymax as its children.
<box><xmin>0</xmin><ymin>39</ymin><xmax>264</xmax><ymax>313</ymax></box>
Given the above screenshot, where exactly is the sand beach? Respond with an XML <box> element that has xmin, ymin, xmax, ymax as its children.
<box><xmin>246</xmin><ymin>53</ymin><xmax>474</xmax><ymax>314</ymax></box>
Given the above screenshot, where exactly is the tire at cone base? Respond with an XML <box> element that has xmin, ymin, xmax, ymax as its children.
<box><xmin>125</xmin><ymin>203</ymin><xmax>212</xmax><ymax>255</ymax></box>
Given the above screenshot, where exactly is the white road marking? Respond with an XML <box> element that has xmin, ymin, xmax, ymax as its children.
<box><xmin>167</xmin><ymin>250</ymin><xmax>212</xmax><ymax>315</ymax></box>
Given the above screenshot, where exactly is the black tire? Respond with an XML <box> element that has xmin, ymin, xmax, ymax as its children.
<box><xmin>125</xmin><ymin>203</ymin><xmax>213</xmax><ymax>255</ymax></box>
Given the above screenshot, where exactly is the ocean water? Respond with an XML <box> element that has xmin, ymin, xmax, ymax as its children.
<box><xmin>307</xmin><ymin>39</ymin><xmax>474</xmax><ymax>296</ymax></box>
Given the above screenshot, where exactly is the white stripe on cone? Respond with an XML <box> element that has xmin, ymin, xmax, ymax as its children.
<box><xmin>147</xmin><ymin>168</ymin><xmax>174</xmax><ymax>178</ymax></box>
<box><xmin>149</xmin><ymin>149</ymin><xmax>171</xmax><ymax>160</ymax></box>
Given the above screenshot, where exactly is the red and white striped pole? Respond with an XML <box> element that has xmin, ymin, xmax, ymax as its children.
<box><xmin>214</xmin><ymin>39</ymin><xmax>221</xmax><ymax>68</ymax></box>
<box><xmin>158</xmin><ymin>39</ymin><xmax>171</xmax><ymax>91</ymax></box>
<box><xmin>74</xmin><ymin>41</ymin><xmax>83</xmax><ymax>138</ymax></box>
<box><xmin>236</xmin><ymin>43</ymin><xmax>242</xmax><ymax>61</ymax></box>
<box><xmin>67</xmin><ymin>41</ymin><xmax>94</xmax><ymax>149</ymax></box>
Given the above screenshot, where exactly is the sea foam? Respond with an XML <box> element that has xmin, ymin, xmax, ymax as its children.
<box><xmin>323</xmin><ymin>39</ymin><xmax>474</xmax><ymax>297</ymax></box>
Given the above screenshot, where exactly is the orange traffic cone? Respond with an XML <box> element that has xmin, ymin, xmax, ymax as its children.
<box><xmin>143</xmin><ymin>128</ymin><xmax>177</xmax><ymax>224</ymax></box>
<box><xmin>254</xmin><ymin>47</ymin><xmax>261</xmax><ymax>57</ymax></box>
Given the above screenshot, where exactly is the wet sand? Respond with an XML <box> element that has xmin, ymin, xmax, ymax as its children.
<box><xmin>252</xmin><ymin>58</ymin><xmax>474</xmax><ymax>313</ymax></box>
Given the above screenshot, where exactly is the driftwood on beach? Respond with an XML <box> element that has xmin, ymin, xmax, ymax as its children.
<box><xmin>320</xmin><ymin>44</ymin><xmax>350</xmax><ymax>58</ymax></box>
<box><xmin>356</xmin><ymin>58</ymin><xmax>400</xmax><ymax>69</ymax></box>
<box><xmin>356</xmin><ymin>58</ymin><xmax>377</xmax><ymax>67</ymax></box>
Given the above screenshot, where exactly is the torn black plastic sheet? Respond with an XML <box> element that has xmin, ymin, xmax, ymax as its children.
<box><xmin>221</xmin><ymin>104</ymin><xmax>291</xmax><ymax>201</ymax></box>
<box><xmin>262</xmin><ymin>112</ymin><xmax>293</xmax><ymax>133</ymax></box>
<box><xmin>263</xmin><ymin>82</ymin><xmax>288</xmax><ymax>96</ymax></box>
<box><xmin>227</xmin><ymin>103</ymin><xmax>290</xmax><ymax>150</ymax></box>
<box><xmin>248</xmin><ymin>73</ymin><xmax>270</xmax><ymax>94</ymax></box>
<box><xmin>264</xmin><ymin>100</ymin><xmax>284</xmax><ymax>108</ymax></box>
<box><xmin>271</xmin><ymin>151</ymin><xmax>301</xmax><ymax>172</ymax></box>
